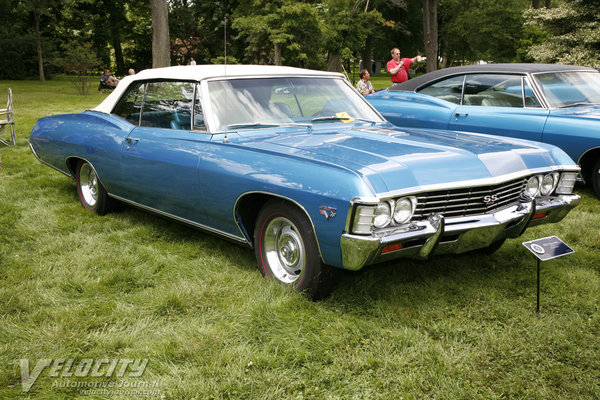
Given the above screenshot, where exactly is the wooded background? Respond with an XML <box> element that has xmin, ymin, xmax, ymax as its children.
<box><xmin>1</xmin><ymin>0</ymin><xmax>599</xmax><ymax>81</ymax></box>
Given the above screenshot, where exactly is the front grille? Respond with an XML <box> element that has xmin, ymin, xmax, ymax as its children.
<box><xmin>414</xmin><ymin>178</ymin><xmax>527</xmax><ymax>219</ymax></box>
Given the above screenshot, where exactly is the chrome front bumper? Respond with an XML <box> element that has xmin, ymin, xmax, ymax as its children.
<box><xmin>340</xmin><ymin>194</ymin><xmax>580</xmax><ymax>271</ymax></box>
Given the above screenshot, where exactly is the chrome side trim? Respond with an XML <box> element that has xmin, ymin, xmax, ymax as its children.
<box><xmin>28</xmin><ymin>141</ymin><xmax>73</xmax><ymax>178</ymax></box>
<box><xmin>109</xmin><ymin>193</ymin><xmax>250</xmax><ymax>245</ymax></box>
<box><xmin>523</xmin><ymin>74</ymin><xmax>550</xmax><ymax>109</ymax></box>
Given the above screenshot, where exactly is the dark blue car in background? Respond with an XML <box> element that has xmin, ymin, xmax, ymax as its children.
<box><xmin>368</xmin><ymin>64</ymin><xmax>600</xmax><ymax>197</ymax></box>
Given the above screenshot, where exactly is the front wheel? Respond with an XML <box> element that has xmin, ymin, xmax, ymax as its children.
<box><xmin>76</xmin><ymin>160</ymin><xmax>111</xmax><ymax>215</ymax></box>
<box><xmin>254</xmin><ymin>199</ymin><xmax>337</xmax><ymax>299</ymax></box>
<box><xmin>592</xmin><ymin>159</ymin><xmax>600</xmax><ymax>199</ymax></box>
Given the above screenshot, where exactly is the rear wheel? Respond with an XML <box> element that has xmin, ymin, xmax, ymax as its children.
<box><xmin>76</xmin><ymin>160</ymin><xmax>111</xmax><ymax>215</ymax></box>
<box><xmin>254</xmin><ymin>199</ymin><xmax>337</xmax><ymax>299</ymax></box>
<box><xmin>592</xmin><ymin>159</ymin><xmax>600</xmax><ymax>199</ymax></box>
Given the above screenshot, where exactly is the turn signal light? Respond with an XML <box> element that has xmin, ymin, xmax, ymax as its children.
<box><xmin>381</xmin><ymin>243</ymin><xmax>404</xmax><ymax>254</ymax></box>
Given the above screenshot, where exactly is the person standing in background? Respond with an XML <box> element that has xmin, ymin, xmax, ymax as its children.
<box><xmin>387</xmin><ymin>48</ymin><xmax>421</xmax><ymax>85</ymax></box>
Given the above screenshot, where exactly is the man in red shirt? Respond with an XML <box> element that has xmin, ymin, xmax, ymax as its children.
<box><xmin>387</xmin><ymin>48</ymin><xmax>421</xmax><ymax>85</ymax></box>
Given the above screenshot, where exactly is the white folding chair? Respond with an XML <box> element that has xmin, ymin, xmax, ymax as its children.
<box><xmin>0</xmin><ymin>88</ymin><xmax>16</xmax><ymax>146</ymax></box>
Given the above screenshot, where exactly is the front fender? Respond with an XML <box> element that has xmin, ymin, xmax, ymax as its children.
<box><xmin>195</xmin><ymin>141</ymin><xmax>373</xmax><ymax>268</ymax></box>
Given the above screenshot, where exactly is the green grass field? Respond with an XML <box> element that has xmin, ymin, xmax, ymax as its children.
<box><xmin>347</xmin><ymin>71</ymin><xmax>392</xmax><ymax>91</ymax></box>
<box><xmin>1</xmin><ymin>78</ymin><xmax>599</xmax><ymax>399</ymax></box>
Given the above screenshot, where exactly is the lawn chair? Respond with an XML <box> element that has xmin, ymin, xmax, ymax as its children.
<box><xmin>98</xmin><ymin>81</ymin><xmax>115</xmax><ymax>91</ymax></box>
<box><xmin>0</xmin><ymin>88</ymin><xmax>16</xmax><ymax>146</ymax></box>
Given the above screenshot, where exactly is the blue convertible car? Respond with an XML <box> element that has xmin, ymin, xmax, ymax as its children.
<box><xmin>367</xmin><ymin>64</ymin><xmax>600</xmax><ymax>197</ymax></box>
<box><xmin>30</xmin><ymin>65</ymin><xmax>580</xmax><ymax>298</ymax></box>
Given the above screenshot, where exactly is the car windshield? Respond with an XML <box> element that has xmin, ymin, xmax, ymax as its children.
<box><xmin>207</xmin><ymin>77</ymin><xmax>383</xmax><ymax>131</ymax></box>
<box><xmin>533</xmin><ymin>71</ymin><xmax>600</xmax><ymax>108</ymax></box>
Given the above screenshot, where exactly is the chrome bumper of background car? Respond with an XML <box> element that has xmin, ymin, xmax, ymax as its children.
<box><xmin>340</xmin><ymin>194</ymin><xmax>580</xmax><ymax>271</ymax></box>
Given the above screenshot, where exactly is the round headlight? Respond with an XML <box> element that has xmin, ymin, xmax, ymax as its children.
<box><xmin>373</xmin><ymin>202</ymin><xmax>392</xmax><ymax>228</ymax></box>
<box><xmin>525</xmin><ymin>175</ymin><xmax>541</xmax><ymax>198</ymax></box>
<box><xmin>540</xmin><ymin>173</ymin><xmax>559</xmax><ymax>196</ymax></box>
<box><xmin>394</xmin><ymin>197</ymin><xmax>415</xmax><ymax>224</ymax></box>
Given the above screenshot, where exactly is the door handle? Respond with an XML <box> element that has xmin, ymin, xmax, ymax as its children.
<box><xmin>454</xmin><ymin>112</ymin><xmax>469</xmax><ymax>117</ymax></box>
<box><xmin>125</xmin><ymin>137</ymin><xmax>139</xmax><ymax>143</ymax></box>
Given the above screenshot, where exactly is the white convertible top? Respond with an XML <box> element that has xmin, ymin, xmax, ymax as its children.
<box><xmin>93</xmin><ymin>65</ymin><xmax>345</xmax><ymax>114</ymax></box>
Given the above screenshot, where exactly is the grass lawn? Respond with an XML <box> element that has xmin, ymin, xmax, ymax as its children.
<box><xmin>369</xmin><ymin>72</ymin><xmax>395</xmax><ymax>90</ymax></box>
<box><xmin>347</xmin><ymin>72</ymin><xmax>392</xmax><ymax>91</ymax></box>
<box><xmin>1</xmin><ymin>77</ymin><xmax>599</xmax><ymax>399</ymax></box>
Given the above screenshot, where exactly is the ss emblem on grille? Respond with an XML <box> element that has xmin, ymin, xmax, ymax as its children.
<box><xmin>483</xmin><ymin>194</ymin><xmax>499</xmax><ymax>205</ymax></box>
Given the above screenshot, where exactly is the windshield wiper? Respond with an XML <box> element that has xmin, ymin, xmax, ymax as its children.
<box><xmin>311</xmin><ymin>115</ymin><xmax>349</xmax><ymax>122</ymax></box>
<box><xmin>281</xmin><ymin>122</ymin><xmax>312</xmax><ymax>128</ymax></box>
<box><xmin>226</xmin><ymin>122</ymin><xmax>281</xmax><ymax>130</ymax></box>
<box><xmin>311</xmin><ymin>115</ymin><xmax>378</xmax><ymax>125</ymax></box>
<box><xmin>559</xmin><ymin>102</ymin><xmax>600</xmax><ymax>108</ymax></box>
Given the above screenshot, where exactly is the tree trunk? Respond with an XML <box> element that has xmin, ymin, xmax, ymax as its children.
<box><xmin>33</xmin><ymin>6</ymin><xmax>45</xmax><ymax>82</ymax></box>
<box><xmin>361</xmin><ymin>35</ymin><xmax>373</xmax><ymax>74</ymax></box>
<box><xmin>326</xmin><ymin>53</ymin><xmax>342</xmax><ymax>72</ymax></box>
<box><xmin>532</xmin><ymin>0</ymin><xmax>540</xmax><ymax>8</ymax></box>
<box><xmin>113</xmin><ymin>37</ymin><xmax>125</xmax><ymax>74</ymax></box>
<box><xmin>274</xmin><ymin>43</ymin><xmax>282</xmax><ymax>66</ymax></box>
<box><xmin>545</xmin><ymin>0</ymin><xmax>551</xmax><ymax>8</ymax></box>
<box><xmin>150</xmin><ymin>0</ymin><xmax>170</xmax><ymax>68</ymax></box>
<box><xmin>422</xmin><ymin>0</ymin><xmax>438</xmax><ymax>73</ymax></box>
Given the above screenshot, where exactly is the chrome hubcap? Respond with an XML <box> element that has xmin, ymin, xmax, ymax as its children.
<box><xmin>79</xmin><ymin>163</ymin><xmax>98</xmax><ymax>207</ymax></box>
<box><xmin>264</xmin><ymin>217</ymin><xmax>305</xmax><ymax>284</ymax></box>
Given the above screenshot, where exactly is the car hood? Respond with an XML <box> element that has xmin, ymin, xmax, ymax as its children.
<box><xmin>235</xmin><ymin>123</ymin><xmax>574</xmax><ymax>195</ymax></box>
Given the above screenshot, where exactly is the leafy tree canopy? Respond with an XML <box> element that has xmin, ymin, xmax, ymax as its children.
<box><xmin>524</xmin><ymin>0</ymin><xmax>600</xmax><ymax>68</ymax></box>
<box><xmin>2</xmin><ymin>0</ymin><xmax>597</xmax><ymax>79</ymax></box>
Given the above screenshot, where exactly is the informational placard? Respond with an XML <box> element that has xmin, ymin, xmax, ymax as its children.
<box><xmin>522</xmin><ymin>236</ymin><xmax>574</xmax><ymax>314</ymax></box>
<box><xmin>522</xmin><ymin>236</ymin><xmax>574</xmax><ymax>261</ymax></box>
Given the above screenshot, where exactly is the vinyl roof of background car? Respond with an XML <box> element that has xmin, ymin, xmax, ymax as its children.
<box><xmin>389</xmin><ymin>63</ymin><xmax>598</xmax><ymax>92</ymax></box>
<box><xmin>93</xmin><ymin>64</ymin><xmax>345</xmax><ymax>114</ymax></box>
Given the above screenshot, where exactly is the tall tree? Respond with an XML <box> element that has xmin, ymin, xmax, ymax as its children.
<box><xmin>32</xmin><ymin>3</ymin><xmax>44</xmax><ymax>81</ymax></box>
<box><xmin>320</xmin><ymin>0</ymin><xmax>383</xmax><ymax>72</ymax></box>
<box><xmin>360</xmin><ymin>0</ymin><xmax>407</xmax><ymax>74</ymax></box>
<box><xmin>150</xmin><ymin>0</ymin><xmax>170</xmax><ymax>68</ymax></box>
<box><xmin>185</xmin><ymin>0</ymin><xmax>240</xmax><ymax>64</ymax></box>
<box><xmin>170</xmin><ymin>0</ymin><xmax>198</xmax><ymax>64</ymax></box>
<box><xmin>59</xmin><ymin>0</ymin><xmax>150</xmax><ymax>73</ymax></box>
<box><xmin>439</xmin><ymin>0</ymin><xmax>530</xmax><ymax>65</ymax></box>
<box><xmin>105</xmin><ymin>0</ymin><xmax>128</xmax><ymax>73</ymax></box>
<box><xmin>20</xmin><ymin>0</ymin><xmax>59</xmax><ymax>81</ymax></box>
<box><xmin>233</xmin><ymin>0</ymin><xmax>323</xmax><ymax>67</ymax></box>
<box><xmin>524</xmin><ymin>0</ymin><xmax>600</xmax><ymax>67</ymax></box>
<box><xmin>422</xmin><ymin>0</ymin><xmax>437</xmax><ymax>71</ymax></box>
<box><xmin>125</xmin><ymin>0</ymin><xmax>154</xmax><ymax>70</ymax></box>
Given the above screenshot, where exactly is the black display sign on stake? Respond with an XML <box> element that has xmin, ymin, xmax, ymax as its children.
<box><xmin>522</xmin><ymin>236</ymin><xmax>575</xmax><ymax>314</ymax></box>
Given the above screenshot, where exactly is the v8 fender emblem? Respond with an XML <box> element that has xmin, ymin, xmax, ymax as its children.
<box><xmin>319</xmin><ymin>206</ymin><xmax>336</xmax><ymax>220</ymax></box>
